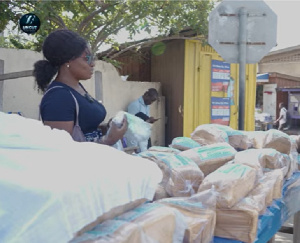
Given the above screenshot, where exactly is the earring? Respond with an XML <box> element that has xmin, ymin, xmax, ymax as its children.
<box><xmin>67</xmin><ymin>64</ymin><xmax>70</xmax><ymax>68</ymax></box>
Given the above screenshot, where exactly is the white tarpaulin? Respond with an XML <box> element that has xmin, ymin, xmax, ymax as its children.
<box><xmin>0</xmin><ymin>112</ymin><xmax>162</xmax><ymax>243</ymax></box>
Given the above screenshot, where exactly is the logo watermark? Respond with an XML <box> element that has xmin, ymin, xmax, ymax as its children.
<box><xmin>19</xmin><ymin>13</ymin><xmax>40</xmax><ymax>34</ymax></box>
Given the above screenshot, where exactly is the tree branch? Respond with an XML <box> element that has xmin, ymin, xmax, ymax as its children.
<box><xmin>77</xmin><ymin>2</ymin><xmax>119</xmax><ymax>33</ymax></box>
<box><xmin>86</xmin><ymin>25</ymin><xmax>102</xmax><ymax>37</ymax></box>
<box><xmin>47</xmin><ymin>6</ymin><xmax>66</xmax><ymax>28</ymax></box>
<box><xmin>92</xmin><ymin>20</ymin><xmax>124</xmax><ymax>52</ymax></box>
<box><xmin>78</xmin><ymin>8</ymin><xmax>104</xmax><ymax>33</ymax></box>
<box><xmin>77</xmin><ymin>0</ymin><xmax>90</xmax><ymax>12</ymax></box>
<box><xmin>48</xmin><ymin>14</ymin><xmax>66</xmax><ymax>28</ymax></box>
<box><xmin>92</xmin><ymin>11</ymin><xmax>148</xmax><ymax>52</ymax></box>
<box><xmin>93</xmin><ymin>24</ymin><xmax>127</xmax><ymax>52</ymax></box>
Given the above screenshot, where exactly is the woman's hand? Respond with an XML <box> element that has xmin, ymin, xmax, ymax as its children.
<box><xmin>101</xmin><ymin>116</ymin><xmax>128</xmax><ymax>145</ymax></box>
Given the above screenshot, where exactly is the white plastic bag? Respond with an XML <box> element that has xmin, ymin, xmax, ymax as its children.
<box><xmin>113</xmin><ymin>111</ymin><xmax>152</xmax><ymax>152</ymax></box>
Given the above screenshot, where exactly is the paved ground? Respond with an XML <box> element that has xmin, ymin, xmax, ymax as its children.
<box><xmin>275</xmin><ymin>232</ymin><xmax>293</xmax><ymax>242</ymax></box>
<box><xmin>275</xmin><ymin>216</ymin><xmax>294</xmax><ymax>243</ymax></box>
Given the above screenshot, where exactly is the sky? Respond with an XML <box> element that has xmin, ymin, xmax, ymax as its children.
<box><xmin>264</xmin><ymin>0</ymin><xmax>300</xmax><ymax>51</ymax></box>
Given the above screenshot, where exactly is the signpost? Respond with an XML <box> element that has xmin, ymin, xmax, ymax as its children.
<box><xmin>208</xmin><ymin>0</ymin><xmax>277</xmax><ymax>130</ymax></box>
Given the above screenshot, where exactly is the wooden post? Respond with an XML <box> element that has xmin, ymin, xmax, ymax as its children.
<box><xmin>94</xmin><ymin>71</ymin><xmax>103</xmax><ymax>103</ymax></box>
<box><xmin>0</xmin><ymin>60</ymin><xmax>4</xmax><ymax>111</ymax></box>
<box><xmin>0</xmin><ymin>70</ymin><xmax>33</xmax><ymax>81</ymax></box>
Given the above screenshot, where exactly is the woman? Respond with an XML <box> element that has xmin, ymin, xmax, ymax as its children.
<box><xmin>33</xmin><ymin>29</ymin><xmax>127</xmax><ymax>145</ymax></box>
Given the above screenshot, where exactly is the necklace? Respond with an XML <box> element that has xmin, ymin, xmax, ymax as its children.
<box><xmin>84</xmin><ymin>93</ymin><xmax>95</xmax><ymax>103</ymax></box>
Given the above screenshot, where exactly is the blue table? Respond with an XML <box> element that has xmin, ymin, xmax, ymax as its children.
<box><xmin>214</xmin><ymin>172</ymin><xmax>300</xmax><ymax>243</ymax></box>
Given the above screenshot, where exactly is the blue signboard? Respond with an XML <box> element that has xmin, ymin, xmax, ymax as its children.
<box><xmin>211</xmin><ymin>60</ymin><xmax>230</xmax><ymax>92</ymax></box>
<box><xmin>211</xmin><ymin>97</ymin><xmax>230</xmax><ymax>125</ymax></box>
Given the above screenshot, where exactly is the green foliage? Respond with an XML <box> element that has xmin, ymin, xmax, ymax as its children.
<box><xmin>1</xmin><ymin>0</ymin><xmax>214</xmax><ymax>61</ymax></box>
<box><xmin>0</xmin><ymin>36</ymin><xmax>11</xmax><ymax>49</ymax></box>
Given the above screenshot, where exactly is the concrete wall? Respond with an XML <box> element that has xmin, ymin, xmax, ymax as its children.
<box><xmin>0</xmin><ymin>48</ymin><xmax>43</xmax><ymax>118</ymax></box>
<box><xmin>0</xmin><ymin>48</ymin><xmax>165</xmax><ymax>146</ymax></box>
<box><xmin>259</xmin><ymin>62</ymin><xmax>300</xmax><ymax>77</ymax></box>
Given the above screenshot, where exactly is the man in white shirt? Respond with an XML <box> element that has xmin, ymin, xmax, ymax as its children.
<box><xmin>127</xmin><ymin>88</ymin><xmax>159</xmax><ymax>151</ymax></box>
<box><xmin>274</xmin><ymin>102</ymin><xmax>287</xmax><ymax>131</ymax></box>
<box><xmin>128</xmin><ymin>88</ymin><xmax>159</xmax><ymax>122</ymax></box>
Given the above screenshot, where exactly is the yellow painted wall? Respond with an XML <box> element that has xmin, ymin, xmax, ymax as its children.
<box><xmin>183</xmin><ymin>40</ymin><xmax>257</xmax><ymax>137</ymax></box>
<box><xmin>244</xmin><ymin>63</ymin><xmax>257</xmax><ymax>131</ymax></box>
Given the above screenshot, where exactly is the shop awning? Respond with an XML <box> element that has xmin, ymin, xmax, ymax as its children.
<box><xmin>256</xmin><ymin>73</ymin><xmax>269</xmax><ymax>83</ymax></box>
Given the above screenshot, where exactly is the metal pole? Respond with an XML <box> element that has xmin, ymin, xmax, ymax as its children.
<box><xmin>238</xmin><ymin>7</ymin><xmax>247</xmax><ymax>130</ymax></box>
<box><xmin>294</xmin><ymin>211</ymin><xmax>300</xmax><ymax>243</ymax></box>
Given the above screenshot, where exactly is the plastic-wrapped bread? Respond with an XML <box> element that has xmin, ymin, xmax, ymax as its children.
<box><xmin>169</xmin><ymin>137</ymin><xmax>201</xmax><ymax>151</ymax></box>
<box><xmin>204</xmin><ymin>124</ymin><xmax>252</xmax><ymax>151</ymax></box>
<box><xmin>216</xmin><ymin>179</ymin><xmax>273</xmax><ymax>242</ymax></box>
<box><xmin>157</xmin><ymin>189</ymin><xmax>217</xmax><ymax>243</ymax></box>
<box><xmin>75</xmin><ymin>199</ymin><xmax>147</xmax><ymax>238</ymax></box>
<box><xmin>226</xmin><ymin>129</ymin><xmax>252</xmax><ymax>151</ymax></box>
<box><xmin>216</xmin><ymin>177</ymin><xmax>266</xmax><ymax>243</ymax></box>
<box><xmin>237</xmin><ymin>188</ymin><xmax>268</xmax><ymax>215</ymax></box>
<box><xmin>234</xmin><ymin>149</ymin><xmax>264</xmax><ymax>179</ymax></box>
<box><xmin>235</xmin><ymin>148</ymin><xmax>290</xmax><ymax>177</ymax></box>
<box><xmin>179</xmin><ymin>143</ymin><xmax>237</xmax><ymax>177</ymax></box>
<box><xmin>114</xmin><ymin>203</ymin><xmax>187</xmax><ymax>243</ymax></box>
<box><xmin>138</xmin><ymin>151</ymin><xmax>173</xmax><ymax>184</ymax></box>
<box><xmin>262</xmin><ymin>169</ymin><xmax>284</xmax><ymax>200</ymax></box>
<box><xmin>148</xmin><ymin>146</ymin><xmax>181</xmax><ymax>154</ymax></box>
<box><xmin>279</xmin><ymin>153</ymin><xmax>291</xmax><ymax>178</ymax></box>
<box><xmin>263</xmin><ymin>129</ymin><xmax>292</xmax><ymax>154</ymax></box>
<box><xmin>250</xmin><ymin>179</ymin><xmax>274</xmax><ymax>208</ymax></box>
<box><xmin>243</xmin><ymin>131</ymin><xmax>267</xmax><ymax>149</ymax></box>
<box><xmin>153</xmin><ymin>183</ymin><xmax>170</xmax><ymax>201</ymax></box>
<box><xmin>162</xmin><ymin>154</ymin><xmax>204</xmax><ymax>197</ymax></box>
<box><xmin>261</xmin><ymin>148</ymin><xmax>288</xmax><ymax>169</ymax></box>
<box><xmin>139</xmin><ymin>151</ymin><xmax>204</xmax><ymax>197</ymax></box>
<box><xmin>290</xmin><ymin>135</ymin><xmax>299</xmax><ymax>152</ymax></box>
<box><xmin>216</xmin><ymin>202</ymin><xmax>259</xmax><ymax>243</ymax></box>
<box><xmin>287</xmin><ymin>135</ymin><xmax>299</xmax><ymax>178</ymax></box>
<box><xmin>198</xmin><ymin>163</ymin><xmax>257</xmax><ymax>208</ymax></box>
<box><xmin>215</xmin><ymin>169</ymin><xmax>284</xmax><ymax>243</ymax></box>
<box><xmin>70</xmin><ymin>219</ymin><xmax>150</xmax><ymax>243</ymax></box>
<box><xmin>191</xmin><ymin>124</ymin><xmax>228</xmax><ymax>145</ymax></box>
<box><xmin>290</xmin><ymin>134</ymin><xmax>300</xmax><ymax>153</ymax></box>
